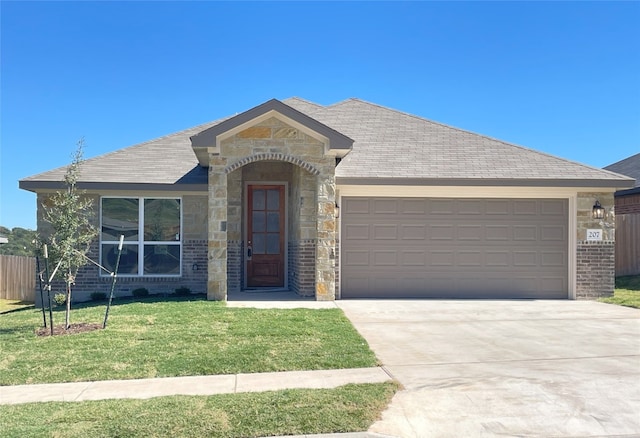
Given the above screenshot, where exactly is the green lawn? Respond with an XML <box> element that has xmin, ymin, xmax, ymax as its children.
<box><xmin>0</xmin><ymin>296</ymin><xmax>378</xmax><ymax>385</ymax></box>
<box><xmin>0</xmin><ymin>382</ymin><xmax>399</xmax><ymax>438</ymax></box>
<box><xmin>600</xmin><ymin>275</ymin><xmax>640</xmax><ymax>309</ymax></box>
<box><xmin>0</xmin><ymin>299</ymin><xmax>34</xmax><ymax>314</ymax></box>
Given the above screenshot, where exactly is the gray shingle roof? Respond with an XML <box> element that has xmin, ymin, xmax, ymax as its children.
<box><xmin>604</xmin><ymin>153</ymin><xmax>639</xmax><ymax>188</ymax></box>
<box><xmin>289</xmin><ymin>98</ymin><xmax>633</xmax><ymax>186</ymax></box>
<box><xmin>20</xmin><ymin>120</ymin><xmax>220</xmax><ymax>191</ymax></box>
<box><xmin>20</xmin><ymin>97</ymin><xmax>634</xmax><ymax>191</ymax></box>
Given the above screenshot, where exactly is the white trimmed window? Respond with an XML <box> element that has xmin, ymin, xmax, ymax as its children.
<box><xmin>100</xmin><ymin>197</ymin><xmax>182</xmax><ymax>276</ymax></box>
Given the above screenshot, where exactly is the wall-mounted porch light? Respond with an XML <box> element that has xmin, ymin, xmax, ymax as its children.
<box><xmin>592</xmin><ymin>200</ymin><xmax>605</xmax><ymax>220</ymax></box>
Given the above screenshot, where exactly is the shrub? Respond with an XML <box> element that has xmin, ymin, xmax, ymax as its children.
<box><xmin>132</xmin><ymin>288</ymin><xmax>149</xmax><ymax>297</ymax></box>
<box><xmin>53</xmin><ymin>293</ymin><xmax>66</xmax><ymax>306</ymax></box>
<box><xmin>90</xmin><ymin>292</ymin><xmax>107</xmax><ymax>301</ymax></box>
<box><xmin>173</xmin><ymin>286</ymin><xmax>191</xmax><ymax>296</ymax></box>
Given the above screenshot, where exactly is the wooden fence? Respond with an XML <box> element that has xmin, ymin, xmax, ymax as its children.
<box><xmin>616</xmin><ymin>214</ymin><xmax>640</xmax><ymax>277</ymax></box>
<box><xmin>0</xmin><ymin>255</ymin><xmax>36</xmax><ymax>301</ymax></box>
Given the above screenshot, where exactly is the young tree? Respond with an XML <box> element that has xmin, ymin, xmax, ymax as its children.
<box><xmin>43</xmin><ymin>139</ymin><xmax>97</xmax><ymax>329</ymax></box>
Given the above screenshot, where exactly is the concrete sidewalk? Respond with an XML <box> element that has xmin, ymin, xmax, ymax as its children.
<box><xmin>0</xmin><ymin>367</ymin><xmax>392</xmax><ymax>405</ymax></box>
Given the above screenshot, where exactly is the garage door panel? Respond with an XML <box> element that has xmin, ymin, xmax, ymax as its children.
<box><xmin>373</xmin><ymin>199</ymin><xmax>398</xmax><ymax>214</ymax></box>
<box><xmin>373</xmin><ymin>224</ymin><xmax>398</xmax><ymax>240</ymax></box>
<box><xmin>401</xmin><ymin>225</ymin><xmax>427</xmax><ymax>240</ymax></box>
<box><xmin>343</xmin><ymin>224</ymin><xmax>370</xmax><ymax>240</ymax></box>
<box><xmin>401</xmin><ymin>250</ymin><xmax>426</xmax><ymax>266</ymax></box>
<box><xmin>341</xmin><ymin>197</ymin><xmax>568</xmax><ymax>299</ymax></box>
<box><xmin>400</xmin><ymin>199</ymin><xmax>427</xmax><ymax>214</ymax></box>
<box><xmin>542</xmin><ymin>200</ymin><xmax>567</xmax><ymax>215</ymax></box>
<box><xmin>373</xmin><ymin>251</ymin><xmax>398</xmax><ymax>266</ymax></box>
<box><xmin>458</xmin><ymin>200</ymin><xmax>484</xmax><ymax>215</ymax></box>
<box><xmin>344</xmin><ymin>250</ymin><xmax>369</xmax><ymax>266</ymax></box>
<box><xmin>513</xmin><ymin>226</ymin><xmax>537</xmax><ymax>240</ymax></box>
<box><xmin>486</xmin><ymin>200</ymin><xmax>510</xmax><ymax>215</ymax></box>
<box><xmin>486</xmin><ymin>251</ymin><xmax>510</xmax><ymax>266</ymax></box>
<box><xmin>431</xmin><ymin>224</ymin><xmax>455</xmax><ymax>239</ymax></box>
<box><xmin>458</xmin><ymin>225</ymin><xmax>483</xmax><ymax>240</ymax></box>
<box><xmin>514</xmin><ymin>200</ymin><xmax>538</xmax><ymax>215</ymax></box>
<box><xmin>431</xmin><ymin>199</ymin><xmax>455</xmax><ymax>214</ymax></box>
<box><xmin>541</xmin><ymin>225</ymin><xmax>566</xmax><ymax>241</ymax></box>
<box><xmin>486</xmin><ymin>225</ymin><xmax>510</xmax><ymax>240</ymax></box>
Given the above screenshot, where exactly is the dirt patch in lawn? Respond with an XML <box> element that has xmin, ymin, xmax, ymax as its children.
<box><xmin>36</xmin><ymin>322</ymin><xmax>102</xmax><ymax>337</ymax></box>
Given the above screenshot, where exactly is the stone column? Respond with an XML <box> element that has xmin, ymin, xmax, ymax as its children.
<box><xmin>208</xmin><ymin>156</ymin><xmax>228</xmax><ymax>300</ymax></box>
<box><xmin>315</xmin><ymin>164</ymin><xmax>336</xmax><ymax>300</ymax></box>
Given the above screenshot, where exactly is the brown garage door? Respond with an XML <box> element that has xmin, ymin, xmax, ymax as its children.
<box><xmin>340</xmin><ymin>198</ymin><xmax>568</xmax><ymax>299</ymax></box>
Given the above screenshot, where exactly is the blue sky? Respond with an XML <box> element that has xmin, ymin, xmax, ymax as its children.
<box><xmin>1</xmin><ymin>1</ymin><xmax>639</xmax><ymax>231</ymax></box>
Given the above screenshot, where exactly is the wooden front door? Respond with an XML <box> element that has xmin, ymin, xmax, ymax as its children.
<box><xmin>247</xmin><ymin>185</ymin><xmax>285</xmax><ymax>287</ymax></box>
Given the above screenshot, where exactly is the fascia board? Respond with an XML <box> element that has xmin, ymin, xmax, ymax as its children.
<box><xmin>19</xmin><ymin>181</ymin><xmax>208</xmax><ymax>193</ymax></box>
<box><xmin>335</xmin><ymin>177</ymin><xmax>635</xmax><ymax>189</ymax></box>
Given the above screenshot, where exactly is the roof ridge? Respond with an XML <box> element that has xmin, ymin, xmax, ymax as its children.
<box><xmin>283</xmin><ymin>96</ymin><xmax>324</xmax><ymax>108</ymax></box>
<box><xmin>334</xmin><ymin>98</ymin><xmax>633</xmax><ymax>181</ymax></box>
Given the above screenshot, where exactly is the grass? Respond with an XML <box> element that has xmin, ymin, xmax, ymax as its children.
<box><xmin>0</xmin><ymin>296</ymin><xmax>378</xmax><ymax>385</ymax></box>
<box><xmin>600</xmin><ymin>275</ymin><xmax>640</xmax><ymax>309</ymax></box>
<box><xmin>0</xmin><ymin>299</ymin><xmax>34</xmax><ymax>314</ymax></box>
<box><xmin>0</xmin><ymin>382</ymin><xmax>399</xmax><ymax>438</ymax></box>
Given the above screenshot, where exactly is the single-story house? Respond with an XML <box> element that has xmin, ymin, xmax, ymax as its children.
<box><xmin>604</xmin><ymin>153</ymin><xmax>639</xmax><ymax>276</ymax></box>
<box><xmin>20</xmin><ymin>97</ymin><xmax>635</xmax><ymax>301</ymax></box>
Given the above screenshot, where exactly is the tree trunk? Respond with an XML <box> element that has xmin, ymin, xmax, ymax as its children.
<box><xmin>65</xmin><ymin>280</ymin><xmax>72</xmax><ymax>329</ymax></box>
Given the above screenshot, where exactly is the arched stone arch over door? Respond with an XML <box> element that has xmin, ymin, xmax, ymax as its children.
<box><xmin>200</xmin><ymin>106</ymin><xmax>348</xmax><ymax>301</ymax></box>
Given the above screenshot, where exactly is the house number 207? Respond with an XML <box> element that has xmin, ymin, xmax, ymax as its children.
<box><xmin>586</xmin><ymin>229</ymin><xmax>603</xmax><ymax>241</ymax></box>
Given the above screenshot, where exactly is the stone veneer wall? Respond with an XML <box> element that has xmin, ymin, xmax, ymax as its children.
<box><xmin>575</xmin><ymin>192</ymin><xmax>616</xmax><ymax>299</ymax></box>
<box><xmin>207</xmin><ymin>116</ymin><xmax>336</xmax><ymax>300</ymax></box>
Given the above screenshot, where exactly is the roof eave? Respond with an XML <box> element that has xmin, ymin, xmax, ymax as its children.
<box><xmin>19</xmin><ymin>181</ymin><xmax>208</xmax><ymax>193</ymax></box>
<box><xmin>335</xmin><ymin>177</ymin><xmax>636</xmax><ymax>189</ymax></box>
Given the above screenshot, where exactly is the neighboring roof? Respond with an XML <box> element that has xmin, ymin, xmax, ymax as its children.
<box><xmin>20</xmin><ymin>97</ymin><xmax>635</xmax><ymax>192</ymax></box>
<box><xmin>604</xmin><ymin>153</ymin><xmax>639</xmax><ymax>195</ymax></box>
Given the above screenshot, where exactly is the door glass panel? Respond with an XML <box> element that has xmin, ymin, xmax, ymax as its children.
<box><xmin>253</xmin><ymin>234</ymin><xmax>265</xmax><ymax>254</ymax></box>
<box><xmin>266</xmin><ymin>234</ymin><xmax>280</xmax><ymax>254</ymax></box>
<box><xmin>252</xmin><ymin>189</ymin><xmax>265</xmax><ymax>210</ymax></box>
<box><xmin>267</xmin><ymin>189</ymin><xmax>280</xmax><ymax>210</ymax></box>
<box><xmin>252</xmin><ymin>211</ymin><xmax>266</xmax><ymax>232</ymax></box>
<box><xmin>267</xmin><ymin>212</ymin><xmax>279</xmax><ymax>232</ymax></box>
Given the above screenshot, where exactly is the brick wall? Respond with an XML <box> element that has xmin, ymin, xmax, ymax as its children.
<box><xmin>335</xmin><ymin>238</ymin><xmax>340</xmax><ymax>298</ymax></box>
<box><xmin>288</xmin><ymin>240</ymin><xmax>316</xmax><ymax>296</ymax></box>
<box><xmin>38</xmin><ymin>239</ymin><xmax>208</xmax><ymax>305</ymax></box>
<box><xmin>227</xmin><ymin>240</ymin><xmax>242</xmax><ymax>292</ymax></box>
<box><xmin>576</xmin><ymin>241</ymin><xmax>615</xmax><ymax>299</ymax></box>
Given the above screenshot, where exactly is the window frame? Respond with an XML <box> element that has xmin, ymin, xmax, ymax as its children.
<box><xmin>100</xmin><ymin>196</ymin><xmax>183</xmax><ymax>277</ymax></box>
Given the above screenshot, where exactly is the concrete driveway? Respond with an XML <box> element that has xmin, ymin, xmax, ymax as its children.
<box><xmin>336</xmin><ymin>300</ymin><xmax>640</xmax><ymax>437</ymax></box>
